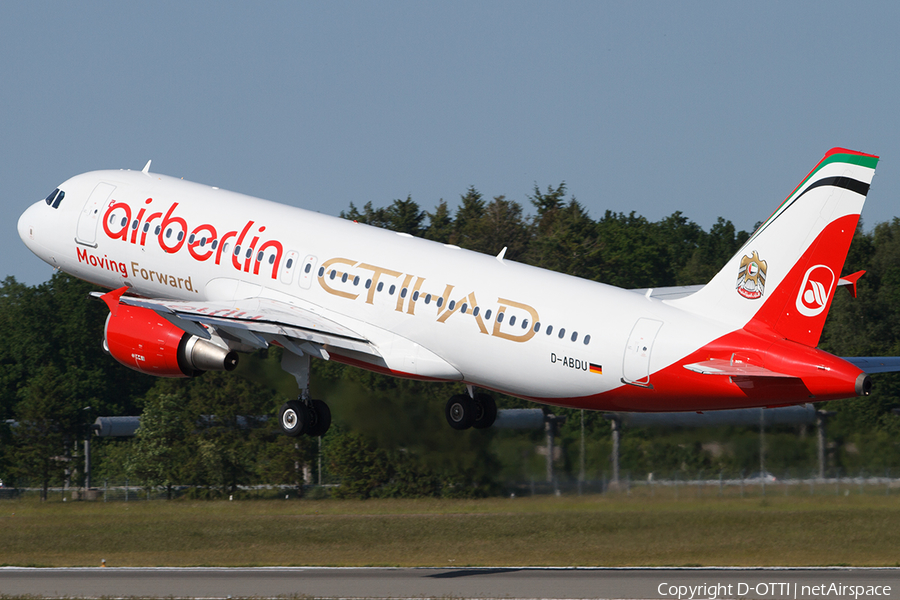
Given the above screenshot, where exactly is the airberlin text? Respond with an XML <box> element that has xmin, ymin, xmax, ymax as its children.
<box><xmin>550</xmin><ymin>353</ymin><xmax>588</xmax><ymax>371</ymax></box>
<box><xmin>101</xmin><ymin>198</ymin><xmax>283</xmax><ymax>280</ymax></box>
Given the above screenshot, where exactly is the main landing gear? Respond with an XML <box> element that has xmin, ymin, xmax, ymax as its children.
<box><xmin>279</xmin><ymin>397</ymin><xmax>331</xmax><ymax>437</ymax></box>
<box><xmin>445</xmin><ymin>390</ymin><xmax>497</xmax><ymax>430</ymax></box>
<box><xmin>278</xmin><ymin>349</ymin><xmax>331</xmax><ymax>437</ymax></box>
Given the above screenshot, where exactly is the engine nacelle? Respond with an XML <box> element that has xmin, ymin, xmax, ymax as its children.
<box><xmin>103</xmin><ymin>304</ymin><xmax>238</xmax><ymax>377</ymax></box>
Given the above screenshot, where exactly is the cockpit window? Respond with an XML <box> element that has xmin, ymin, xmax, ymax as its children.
<box><xmin>44</xmin><ymin>188</ymin><xmax>65</xmax><ymax>209</ymax></box>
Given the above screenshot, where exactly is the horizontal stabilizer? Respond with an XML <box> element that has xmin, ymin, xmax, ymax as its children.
<box><xmin>842</xmin><ymin>357</ymin><xmax>900</xmax><ymax>374</ymax></box>
<box><xmin>838</xmin><ymin>270</ymin><xmax>866</xmax><ymax>298</ymax></box>
<box><xmin>630</xmin><ymin>285</ymin><xmax>704</xmax><ymax>301</ymax></box>
<box><xmin>683</xmin><ymin>359</ymin><xmax>793</xmax><ymax>378</ymax></box>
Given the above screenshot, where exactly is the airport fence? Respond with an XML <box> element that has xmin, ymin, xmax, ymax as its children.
<box><xmin>508</xmin><ymin>468</ymin><xmax>900</xmax><ymax>499</ymax></box>
<box><xmin>3</xmin><ymin>469</ymin><xmax>900</xmax><ymax>502</ymax></box>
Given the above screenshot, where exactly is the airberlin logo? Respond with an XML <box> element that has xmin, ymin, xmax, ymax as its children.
<box><xmin>101</xmin><ymin>198</ymin><xmax>283</xmax><ymax>280</ymax></box>
<box><xmin>795</xmin><ymin>265</ymin><xmax>835</xmax><ymax>317</ymax></box>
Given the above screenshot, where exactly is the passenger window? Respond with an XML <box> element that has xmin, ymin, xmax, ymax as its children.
<box><xmin>571</xmin><ymin>331</ymin><xmax>578</xmax><ymax>342</ymax></box>
<box><xmin>437</xmin><ymin>297</ymin><xmax>444</xmax><ymax>308</ymax></box>
<box><xmin>449</xmin><ymin>300</ymin><xmax>456</xmax><ymax>311</ymax></box>
<box><xmin>546</xmin><ymin>325</ymin><xmax>553</xmax><ymax>336</ymax></box>
<box><xmin>388</xmin><ymin>284</ymin><xmax>395</xmax><ymax>295</ymax></box>
<box><xmin>305</xmin><ymin>264</ymin><xmax>312</xmax><ymax>274</ymax></box>
<box><xmin>318</xmin><ymin>267</ymin><xmax>325</xmax><ymax>277</ymax></box>
<box><xmin>425</xmin><ymin>294</ymin><xmax>432</xmax><ymax>304</ymax></box>
<box><xmin>558</xmin><ymin>328</ymin><xmax>566</xmax><ymax>339</ymax></box>
<box><xmin>509</xmin><ymin>315</ymin><xmax>516</xmax><ymax>326</ymax></box>
<box><xmin>534</xmin><ymin>322</ymin><xmax>541</xmax><ymax>332</ymax></box>
<box><xmin>583</xmin><ymin>334</ymin><xmax>591</xmax><ymax>346</ymax></box>
<box><xmin>484</xmin><ymin>309</ymin><xmax>491</xmax><ymax>320</ymax></box>
<box><xmin>522</xmin><ymin>319</ymin><xmax>529</xmax><ymax>330</ymax></box>
<box><xmin>286</xmin><ymin>258</ymin><xmax>294</xmax><ymax>269</ymax></box>
<box><xmin>497</xmin><ymin>312</ymin><xmax>504</xmax><ymax>323</ymax></box>
<box><xmin>460</xmin><ymin>303</ymin><xmax>468</xmax><ymax>313</ymax></box>
<box><xmin>473</xmin><ymin>306</ymin><xmax>479</xmax><ymax>316</ymax></box>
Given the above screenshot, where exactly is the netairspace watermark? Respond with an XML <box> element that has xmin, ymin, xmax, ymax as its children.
<box><xmin>657</xmin><ymin>582</ymin><xmax>893</xmax><ymax>600</ymax></box>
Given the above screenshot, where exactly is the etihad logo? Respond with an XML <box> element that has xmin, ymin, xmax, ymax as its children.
<box><xmin>736</xmin><ymin>251</ymin><xmax>767</xmax><ymax>300</ymax></box>
<box><xmin>795</xmin><ymin>264</ymin><xmax>835</xmax><ymax>317</ymax></box>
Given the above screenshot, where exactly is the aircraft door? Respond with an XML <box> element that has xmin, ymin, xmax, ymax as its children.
<box><xmin>280</xmin><ymin>250</ymin><xmax>300</xmax><ymax>285</ymax></box>
<box><xmin>622</xmin><ymin>318</ymin><xmax>663</xmax><ymax>387</ymax></box>
<box><xmin>76</xmin><ymin>182</ymin><xmax>116</xmax><ymax>247</ymax></box>
<box><xmin>297</xmin><ymin>254</ymin><xmax>318</xmax><ymax>289</ymax></box>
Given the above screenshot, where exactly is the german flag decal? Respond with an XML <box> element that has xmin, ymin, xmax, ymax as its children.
<box><xmin>589</xmin><ymin>363</ymin><xmax>603</xmax><ymax>375</ymax></box>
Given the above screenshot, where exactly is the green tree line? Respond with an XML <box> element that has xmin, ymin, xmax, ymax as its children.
<box><xmin>2</xmin><ymin>184</ymin><xmax>900</xmax><ymax>498</ymax></box>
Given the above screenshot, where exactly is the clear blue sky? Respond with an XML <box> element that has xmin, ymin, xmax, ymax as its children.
<box><xmin>3</xmin><ymin>1</ymin><xmax>899</xmax><ymax>287</ymax></box>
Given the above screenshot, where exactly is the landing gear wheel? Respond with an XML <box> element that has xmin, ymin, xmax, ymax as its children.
<box><xmin>445</xmin><ymin>394</ymin><xmax>476</xmax><ymax>430</ymax></box>
<box><xmin>472</xmin><ymin>393</ymin><xmax>497</xmax><ymax>429</ymax></box>
<box><xmin>307</xmin><ymin>399</ymin><xmax>332</xmax><ymax>437</ymax></box>
<box><xmin>279</xmin><ymin>400</ymin><xmax>310</xmax><ymax>437</ymax></box>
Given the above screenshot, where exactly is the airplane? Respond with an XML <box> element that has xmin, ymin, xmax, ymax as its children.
<box><xmin>17</xmin><ymin>148</ymin><xmax>900</xmax><ymax>438</ymax></box>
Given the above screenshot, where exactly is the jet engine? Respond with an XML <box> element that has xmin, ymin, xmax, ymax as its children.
<box><xmin>103</xmin><ymin>303</ymin><xmax>238</xmax><ymax>377</ymax></box>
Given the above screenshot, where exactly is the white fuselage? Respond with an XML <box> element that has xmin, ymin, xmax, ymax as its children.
<box><xmin>14</xmin><ymin>169</ymin><xmax>758</xmax><ymax>409</ymax></box>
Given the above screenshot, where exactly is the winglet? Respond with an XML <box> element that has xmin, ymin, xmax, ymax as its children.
<box><xmin>99</xmin><ymin>286</ymin><xmax>129</xmax><ymax>316</ymax></box>
<box><xmin>142</xmin><ymin>160</ymin><xmax>152</xmax><ymax>175</ymax></box>
<box><xmin>496</xmin><ymin>246</ymin><xmax>507</xmax><ymax>262</ymax></box>
<box><xmin>838</xmin><ymin>270</ymin><xmax>866</xmax><ymax>298</ymax></box>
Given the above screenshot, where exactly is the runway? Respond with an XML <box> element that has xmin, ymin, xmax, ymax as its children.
<box><xmin>1</xmin><ymin>567</ymin><xmax>899</xmax><ymax>599</ymax></box>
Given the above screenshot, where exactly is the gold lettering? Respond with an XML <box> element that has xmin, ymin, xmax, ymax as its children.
<box><xmin>395</xmin><ymin>274</ymin><xmax>414</xmax><ymax>312</ymax></box>
<box><xmin>356</xmin><ymin>263</ymin><xmax>402</xmax><ymax>304</ymax></box>
<box><xmin>437</xmin><ymin>292</ymin><xmax>487</xmax><ymax>334</ymax></box>
<box><xmin>318</xmin><ymin>257</ymin><xmax>359</xmax><ymax>300</ymax></box>
<box><xmin>491</xmin><ymin>297</ymin><xmax>539</xmax><ymax>343</ymax></box>
<box><xmin>406</xmin><ymin>276</ymin><xmax>426</xmax><ymax>315</ymax></box>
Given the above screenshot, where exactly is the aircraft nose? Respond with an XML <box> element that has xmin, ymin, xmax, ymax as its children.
<box><xmin>18</xmin><ymin>201</ymin><xmax>43</xmax><ymax>252</ymax></box>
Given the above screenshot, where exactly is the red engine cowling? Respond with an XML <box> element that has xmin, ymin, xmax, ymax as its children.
<box><xmin>103</xmin><ymin>303</ymin><xmax>238</xmax><ymax>377</ymax></box>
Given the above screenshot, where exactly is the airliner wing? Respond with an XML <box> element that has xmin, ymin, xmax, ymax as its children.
<box><xmin>842</xmin><ymin>357</ymin><xmax>900</xmax><ymax>374</ymax></box>
<box><xmin>90</xmin><ymin>291</ymin><xmax>376</xmax><ymax>359</ymax></box>
<box><xmin>682</xmin><ymin>359</ymin><xmax>794</xmax><ymax>378</ymax></box>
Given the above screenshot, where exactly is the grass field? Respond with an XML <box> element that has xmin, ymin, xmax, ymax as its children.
<box><xmin>1</xmin><ymin>493</ymin><xmax>899</xmax><ymax>567</ymax></box>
